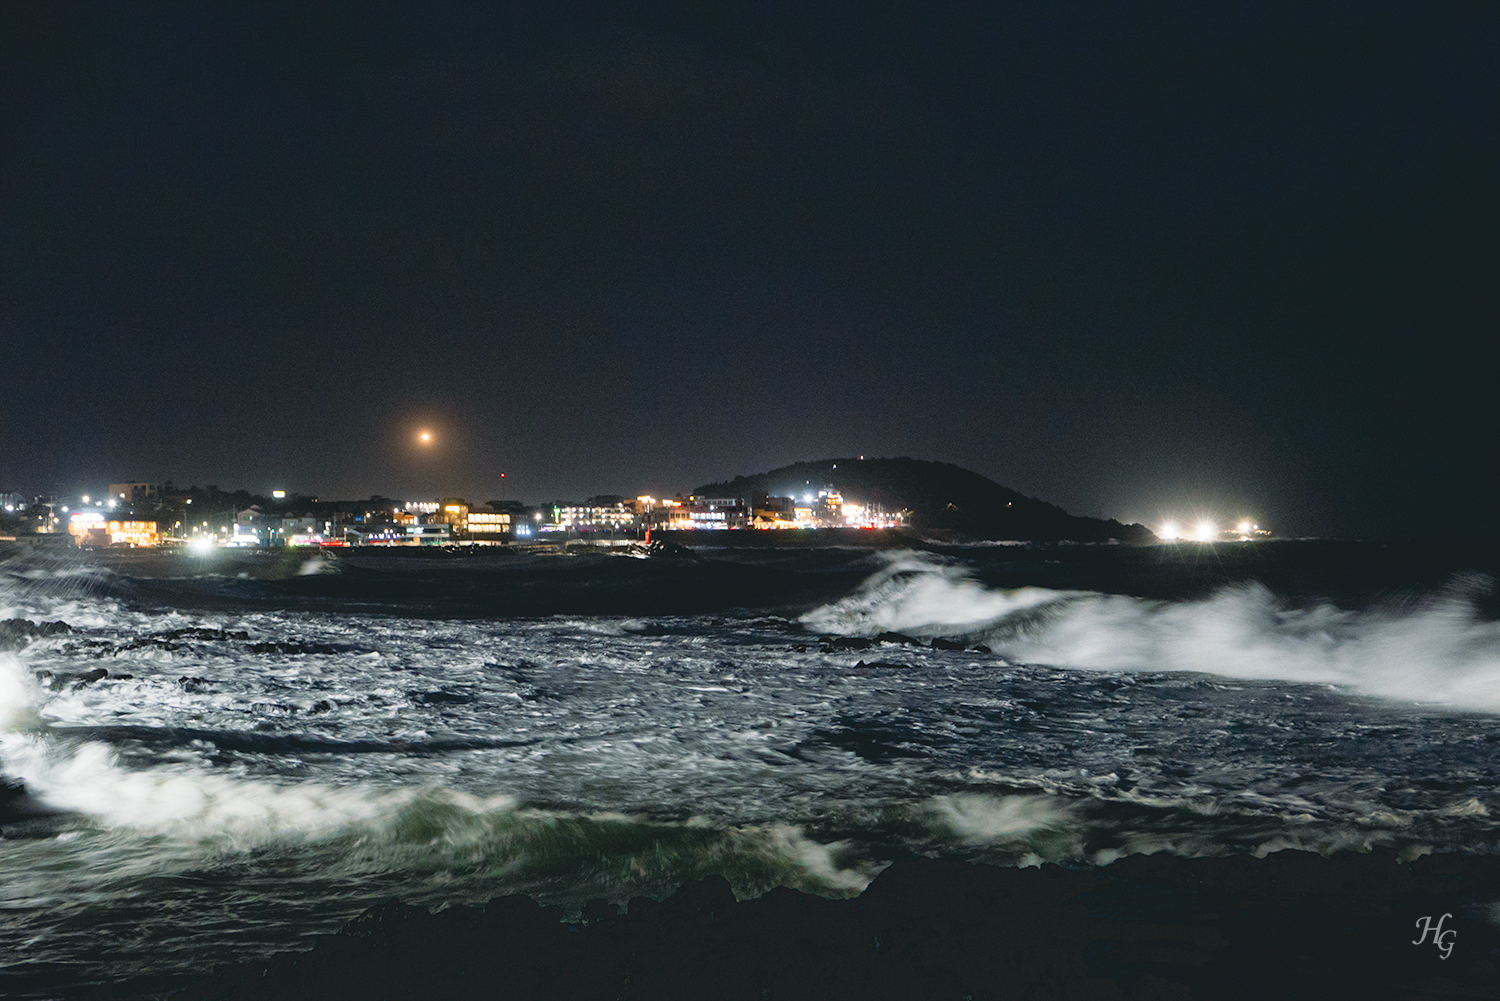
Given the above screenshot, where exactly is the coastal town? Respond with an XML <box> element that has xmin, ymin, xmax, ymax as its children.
<box><xmin>0</xmin><ymin>481</ymin><xmax>909</xmax><ymax>549</ymax></box>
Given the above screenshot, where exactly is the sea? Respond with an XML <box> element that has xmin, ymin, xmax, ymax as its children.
<box><xmin>2</xmin><ymin>539</ymin><xmax>1498</xmax><ymax>997</ymax></box>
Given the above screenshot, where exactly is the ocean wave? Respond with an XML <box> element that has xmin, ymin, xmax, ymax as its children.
<box><xmin>2</xmin><ymin>654</ymin><xmax>873</xmax><ymax>903</ymax></box>
<box><xmin>802</xmin><ymin>552</ymin><xmax>1500</xmax><ymax>711</ymax></box>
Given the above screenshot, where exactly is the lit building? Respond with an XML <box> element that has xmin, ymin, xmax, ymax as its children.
<box><xmin>683</xmin><ymin>496</ymin><xmax>749</xmax><ymax>530</ymax></box>
<box><xmin>751</xmin><ymin>492</ymin><xmax>798</xmax><ymax>529</ymax></box>
<box><xmin>466</xmin><ymin>507</ymin><xmax>512</xmax><ymax>543</ymax></box>
<box><xmin>277</xmin><ymin>515</ymin><xmax>332</xmax><ymax>546</ymax></box>
<box><xmin>67</xmin><ymin>512</ymin><xmax>108</xmax><ymax>545</ymax></box>
<box><xmin>405</xmin><ymin>522</ymin><xmax>451</xmax><ymax>545</ymax></box>
<box><xmin>108</xmin><ymin>519</ymin><xmax>160</xmax><ymax>546</ymax></box>
<box><xmin>747</xmin><ymin>489</ymin><xmax>906</xmax><ymax>530</ymax></box>
<box><xmin>230</xmin><ymin>506</ymin><xmax>273</xmax><ymax>546</ymax></box>
<box><xmin>437</xmin><ymin>499</ymin><xmax>470</xmax><ymax>534</ymax></box>
<box><xmin>342</xmin><ymin>521</ymin><xmax>451</xmax><ymax>546</ymax></box>
<box><xmin>66</xmin><ymin>513</ymin><xmax>160</xmax><ymax>547</ymax></box>
<box><xmin>552</xmin><ymin>496</ymin><xmax>637</xmax><ymax>532</ymax></box>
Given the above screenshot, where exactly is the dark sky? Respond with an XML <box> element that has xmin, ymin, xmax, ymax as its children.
<box><xmin>2</xmin><ymin>2</ymin><xmax>1494</xmax><ymax>537</ymax></box>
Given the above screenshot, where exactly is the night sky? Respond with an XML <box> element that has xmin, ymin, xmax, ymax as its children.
<box><xmin>2</xmin><ymin>2</ymin><xmax>1494</xmax><ymax>537</ymax></box>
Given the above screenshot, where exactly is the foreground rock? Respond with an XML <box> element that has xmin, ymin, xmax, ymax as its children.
<box><xmin>0</xmin><ymin>617</ymin><xmax>71</xmax><ymax>652</ymax></box>
<box><xmin>155</xmin><ymin>850</ymin><xmax>1500</xmax><ymax>1000</ymax></box>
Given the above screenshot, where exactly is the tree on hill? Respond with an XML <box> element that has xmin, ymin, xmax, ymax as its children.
<box><xmin>696</xmin><ymin>457</ymin><xmax>1153</xmax><ymax>542</ymax></box>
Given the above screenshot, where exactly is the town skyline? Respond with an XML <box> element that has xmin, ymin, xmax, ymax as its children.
<box><xmin>4</xmin><ymin>4</ymin><xmax>1493</xmax><ymax>541</ymax></box>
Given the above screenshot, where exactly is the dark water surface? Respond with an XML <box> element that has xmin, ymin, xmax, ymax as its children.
<box><xmin>2</xmin><ymin>540</ymin><xmax>1497</xmax><ymax>996</ymax></box>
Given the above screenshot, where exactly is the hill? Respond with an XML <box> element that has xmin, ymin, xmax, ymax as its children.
<box><xmin>695</xmin><ymin>457</ymin><xmax>1154</xmax><ymax>543</ymax></box>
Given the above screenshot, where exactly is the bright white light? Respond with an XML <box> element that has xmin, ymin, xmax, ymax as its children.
<box><xmin>1237</xmin><ymin>520</ymin><xmax>1252</xmax><ymax>534</ymax></box>
<box><xmin>1194</xmin><ymin>520</ymin><xmax>1216</xmax><ymax>541</ymax></box>
<box><xmin>188</xmin><ymin>537</ymin><xmax>215</xmax><ymax>554</ymax></box>
<box><xmin>82</xmin><ymin>495</ymin><xmax>90</xmax><ymax>504</ymax></box>
<box><xmin>273</xmin><ymin>490</ymin><xmax>286</xmax><ymax>499</ymax></box>
<box><xmin>1159</xmin><ymin>521</ymin><xmax>1179</xmax><ymax>541</ymax></box>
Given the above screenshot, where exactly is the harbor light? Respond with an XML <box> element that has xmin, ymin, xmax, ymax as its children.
<box><xmin>1194</xmin><ymin>520</ymin><xmax>1216</xmax><ymax>542</ymax></box>
<box><xmin>1159</xmin><ymin>521</ymin><xmax>1179</xmax><ymax>541</ymax></box>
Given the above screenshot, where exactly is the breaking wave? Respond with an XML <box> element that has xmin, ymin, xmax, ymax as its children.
<box><xmin>0</xmin><ymin>654</ymin><xmax>871</xmax><ymax>902</ymax></box>
<box><xmin>801</xmin><ymin>551</ymin><xmax>1500</xmax><ymax>711</ymax></box>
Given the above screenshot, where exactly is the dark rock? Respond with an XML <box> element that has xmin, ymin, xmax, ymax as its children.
<box><xmin>970</xmin><ymin>644</ymin><xmax>992</xmax><ymax>653</ymax></box>
<box><xmin>821</xmin><ymin>636</ymin><xmax>874</xmax><ymax>651</ymax></box>
<box><xmin>412</xmin><ymin>690</ymin><xmax>475</xmax><ymax>705</ymax></box>
<box><xmin>116</xmin><ymin>637</ymin><xmax>182</xmax><ymax>652</ymax></box>
<box><xmin>662</xmin><ymin>874</ymin><xmax>737</xmax><ymax>921</ymax></box>
<box><xmin>0</xmin><ymin>618</ymin><xmax>72</xmax><ymax>651</ymax></box>
<box><xmin>930</xmin><ymin>637</ymin><xmax>969</xmax><ymax>650</ymax></box>
<box><xmin>247</xmin><ymin>640</ymin><xmax>347</xmax><ymax>656</ymax></box>
<box><xmin>178</xmin><ymin>676</ymin><xmax>212</xmax><ymax>693</ymax></box>
<box><xmin>156</xmin><ymin>627</ymin><xmax>252</xmax><ymax>642</ymax></box>
<box><xmin>645</xmin><ymin>539</ymin><xmax>695</xmax><ymax>558</ymax></box>
<box><xmin>852</xmin><ymin>660</ymin><xmax>911</xmax><ymax>670</ymax></box>
<box><xmin>580</xmin><ymin>899</ymin><xmax>619</xmax><ymax>926</ymax></box>
<box><xmin>0</xmin><ymin>778</ymin><xmax>26</xmax><ymax>819</ymax></box>
<box><xmin>873</xmin><ymin>631</ymin><xmax>923</xmax><ymax>646</ymax></box>
<box><xmin>35</xmin><ymin>667</ymin><xmax>111</xmax><ymax>690</ymax></box>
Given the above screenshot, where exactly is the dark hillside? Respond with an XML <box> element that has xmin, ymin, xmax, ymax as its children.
<box><xmin>696</xmin><ymin>457</ymin><xmax>1153</xmax><ymax>542</ymax></box>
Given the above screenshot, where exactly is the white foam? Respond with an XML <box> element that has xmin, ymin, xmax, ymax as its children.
<box><xmin>1</xmin><ymin>734</ymin><xmax>417</xmax><ymax>838</ymax></box>
<box><xmin>803</xmin><ymin>552</ymin><xmax>1500</xmax><ymax>712</ymax></box>
<box><xmin>0</xmin><ymin>653</ymin><xmax>40</xmax><ymax>734</ymax></box>
<box><xmin>800</xmin><ymin>551</ymin><xmax>1071</xmax><ymax>635</ymax></box>
<box><xmin>929</xmin><ymin>793</ymin><xmax>1073</xmax><ymax>844</ymax></box>
<box><xmin>756</xmin><ymin>828</ymin><xmax>876</xmax><ymax>894</ymax></box>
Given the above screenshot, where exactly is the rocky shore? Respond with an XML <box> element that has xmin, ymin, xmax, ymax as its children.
<box><xmin>89</xmin><ymin>850</ymin><xmax>1499</xmax><ymax>1000</ymax></box>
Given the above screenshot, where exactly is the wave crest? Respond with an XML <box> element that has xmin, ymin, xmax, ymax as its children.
<box><xmin>802</xmin><ymin>552</ymin><xmax>1500</xmax><ymax>711</ymax></box>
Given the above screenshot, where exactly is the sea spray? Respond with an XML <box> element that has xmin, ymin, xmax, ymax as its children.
<box><xmin>802</xmin><ymin>551</ymin><xmax>1500</xmax><ymax>711</ymax></box>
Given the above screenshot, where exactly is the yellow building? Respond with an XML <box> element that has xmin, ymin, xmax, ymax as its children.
<box><xmin>467</xmin><ymin>508</ymin><xmax>512</xmax><ymax>542</ymax></box>
<box><xmin>438</xmin><ymin>499</ymin><xmax>470</xmax><ymax>533</ymax></box>
<box><xmin>109</xmin><ymin>519</ymin><xmax>160</xmax><ymax>546</ymax></box>
<box><xmin>68</xmin><ymin>514</ymin><xmax>159</xmax><ymax>546</ymax></box>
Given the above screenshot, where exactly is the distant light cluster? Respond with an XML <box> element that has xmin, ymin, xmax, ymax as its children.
<box><xmin>1157</xmin><ymin>517</ymin><xmax>1269</xmax><ymax>543</ymax></box>
<box><xmin>3</xmin><ymin>476</ymin><xmax>910</xmax><ymax>551</ymax></box>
